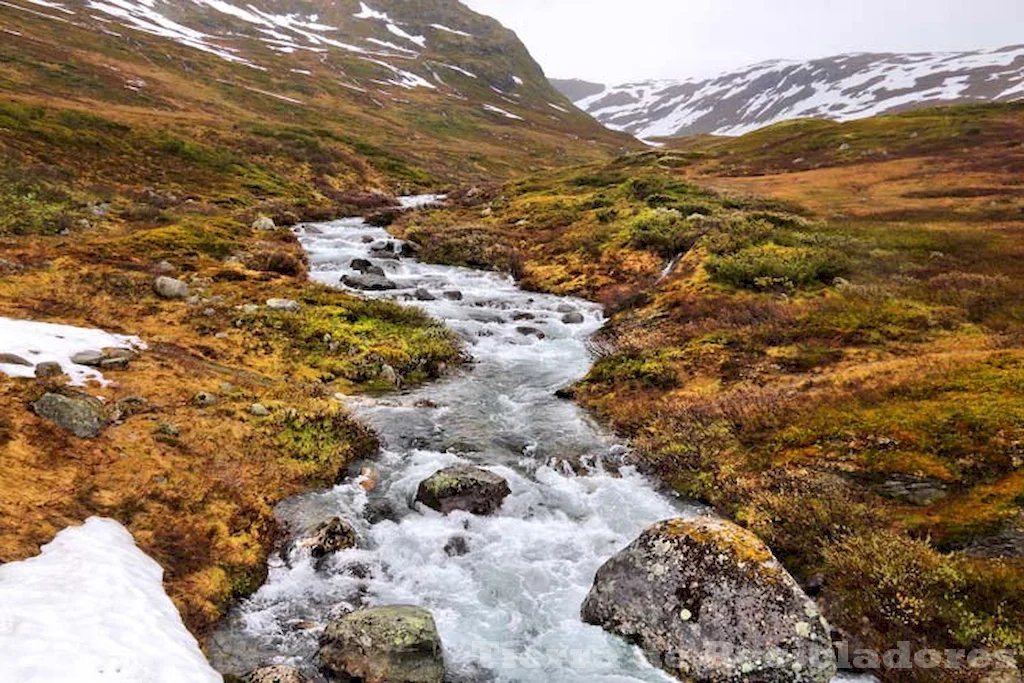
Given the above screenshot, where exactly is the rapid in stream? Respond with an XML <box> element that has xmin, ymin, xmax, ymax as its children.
<box><xmin>208</xmin><ymin>198</ymin><xmax>868</xmax><ymax>683</ymax></box>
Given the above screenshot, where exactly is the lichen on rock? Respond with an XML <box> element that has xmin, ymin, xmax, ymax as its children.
<box><xmin>318</xmin><ymin>605</ymin><xmax>444</xmax><ymax>683</ymax></box>
<box><xmin>581</xmin><ymin>517</ymin><xmax>837</xmax><ymax>682</ymax></box>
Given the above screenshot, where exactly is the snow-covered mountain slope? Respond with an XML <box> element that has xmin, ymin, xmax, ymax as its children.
<box><xmin>554</xmin><ymin>46</ymin><xmax>1024</xmax><ymax>138</ymax></box>
<box><xmin>2</xmin><ymin>0</ymin><xmax>549</xmax><ymax>101</ymax></box>
<box><xmin>0</xmin><ymin>0</ymin><xmax>627</xmax><ymax>181</ymax></box>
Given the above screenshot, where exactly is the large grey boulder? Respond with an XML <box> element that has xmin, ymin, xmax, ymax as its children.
<box><xmin>244</xmin><ymin>665</ymin><xmax>307</xmax><ymax>683</ymax></box>
<box><xmin>582</xmin><ymin>518</ymin><xmax>837</xmax><ymax>683</ymax></box>
<box><xmin>415</xmin><ymin>466</ymin><xmax>511</xmax><ymax>516</ymax></box>
<box><xmin>342</xmin><ymin>273</ymin><xmax>397</xmax><ymax>291</ymax></box>
<box><xmin>351</xmin><ymin>258</ymin><xmax>386</xmax><ymax>276</ymax></box>
<box><xmin>153</xmin><ymin>276</ymin><xmax>189</xmax><ymax>300</ymax></box>
<box><xmin>33</xmin><ymin>392</ymin><xmax>107</xmax><ymax>438</ymax></box>
<box><xmin>319</xmin><ymin>606</ymin><xmax>444</xmax><ymax>683</ymax></box>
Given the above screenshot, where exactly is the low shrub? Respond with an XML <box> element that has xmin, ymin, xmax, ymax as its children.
<box><xmin>824</xmin><ymin>531</ymin><xmax>1024</xmax><ymax>678</ymax></box>
<box><xmin>625</xmin><ymin>208</ymin><xmax>704</xmax><ymax>257</ymax></box>
<box><xmin>705</xmin><ymin>243</ymin><xmax>847</xmax><ymax>291</ymax></box>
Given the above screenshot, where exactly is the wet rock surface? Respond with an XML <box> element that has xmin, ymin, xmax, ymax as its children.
<box><xmin>342</xmin><ymin>273</ymin><xmax>397</xmax><ymax>291</ymax></box>
<box><xmin>318</xmin><ymin>606</ymin><xmax>445</xmax><ymax>683</ymax></box>
<box><xmin>582</xmin><ymin>517</ymin><xmax>837</xmax><ymax>682</ymax></box>
<box><xmin>302</xmin><ymin>517</ymin><xmax>358</xmax><ymax>561</ymax></box>
<box><xmin>415</xmin><ymin>466</ymin><xmax>511</xmax><ymax>516</ymax></box>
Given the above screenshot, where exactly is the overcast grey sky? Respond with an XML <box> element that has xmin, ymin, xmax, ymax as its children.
<box><xmin>461</xmin><ymin>0</ymin><xmax>1023</xmax><ymax>83</ymax></box>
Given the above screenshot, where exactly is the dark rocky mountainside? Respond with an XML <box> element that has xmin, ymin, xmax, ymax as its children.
<box><xmin>555</xmin><ymin>46</ymin><xmax>1024</xmax><ymax>138</ymax></box>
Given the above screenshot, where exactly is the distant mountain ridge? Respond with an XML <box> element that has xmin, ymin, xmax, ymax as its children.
<box><xmin>553</xmin><ymin>46</ymin><xmax>1024</xmax><ymax>138</ymax></box>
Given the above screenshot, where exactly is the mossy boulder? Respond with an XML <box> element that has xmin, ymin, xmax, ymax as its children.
<box><xmin>32</xmin><ymin>391</ymin><xmax>107</xmax><ymax>438</ymax></box>
<box><xmin>318</xmin><ymin>606</ymin><xmax>444</xmax><ymax>683</ymax></box>
<box><xmin>415</xmin><ymin>465</ymin><xmax>511</xmax><ymax>516</ymax></box>
<box><xmin>582</xmin><ymin>518</ymin><xmax>837</xmax><ymax>683</ymax></box>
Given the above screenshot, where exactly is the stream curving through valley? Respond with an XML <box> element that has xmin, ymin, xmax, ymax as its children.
<box><xmin>208</xmin><ymin>199</ymin><xmax>869</xmax><ymax>683</ymax></box>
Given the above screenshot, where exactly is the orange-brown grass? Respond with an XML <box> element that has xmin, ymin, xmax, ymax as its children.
<box><xmin>0</xmin><ymin>220</ymin><xmax>462</xmax><ymax>639</ymax></box>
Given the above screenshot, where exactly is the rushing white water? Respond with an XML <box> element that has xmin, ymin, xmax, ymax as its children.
<box><xmin>208</xmin><ymin>200</ymin><xmax>874</xmax><ymax>683</ymax></box>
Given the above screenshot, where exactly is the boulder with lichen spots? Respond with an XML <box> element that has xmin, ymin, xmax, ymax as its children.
<box><xmin>582</xmin><ymin>517</ymin><xmax>837</xmax><ymax>682</ymax></box>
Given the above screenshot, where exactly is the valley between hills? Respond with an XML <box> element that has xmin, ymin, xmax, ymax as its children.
<box><xmin>0</xmin><ymin>1</ymin><xmax>1022</xmax><ymax>682</ymax></box>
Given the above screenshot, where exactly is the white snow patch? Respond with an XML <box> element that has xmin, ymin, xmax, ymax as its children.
<box><xmin>429</xmin><ymin>23</ymin><xmax>471</xmax><ymax>37</ymax></box>
<box><xmin>0</xmin><ymin>317</ymin><xmax>144</xmax><ymax>386</ymax></box>
<box><xmin>438</xmin><ymin>63</ymin><xmax>477</xmax><ymax>79</ymax></box>
<box><xmin>20</xmin><ymin>0</ymin><xmax>75</xmax><ymax>13</ymax></box>
<box><xmin>86</xmin><ymin>0</ymin><xmax>260</xmax><ymax>67</ymax></box>
<box><xmin>353</xmin><ymin>1</ymin><xmax>388</xmax><ymax>21</ymax></box>
<box><xmin>398</xmin><ymin>193</ymin><xmax>446</xmax><ymax>209</ymax></box>
<box><xmin>385</xmin><ymin>22</ymin><xmax>425</xmax><ymax>48</ymax></box>
<box><xmin>0</xmin><ymin>518</ymin><xmax>221</xmax><ymax>683</ymax></box>
<box><xmin>548</xmin><ymin>102</ymin><xmax>569</xmax><ymax>113</ymax></box>
<box><xmin>365</xmin><ymin>37</ymin><xmax>418</xmax><ymax>55</ymax></box>
<box><xmin>512</xmin><ymin>75</ymin><xmax>524</xmax><ymax>86</ymax></box>
<box><xmin>483</xmin><ymin>103</ymin><xmax>524</xmax><ymax>121</ymax></box>
<box><xmin>364</xmin><ymin>58</ymin><xmax>436</xmax><ymax>90</ymax></box>
<box><xmin>0</xmin><ymin>0</ymin><xmax>71</xmax><ymax>23</ymax></box>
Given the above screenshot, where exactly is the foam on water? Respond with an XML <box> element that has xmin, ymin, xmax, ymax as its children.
<box><xmin>208</xmin><ymin>199</ymin><xmax>874</xmax><ymax>683</ymax></box>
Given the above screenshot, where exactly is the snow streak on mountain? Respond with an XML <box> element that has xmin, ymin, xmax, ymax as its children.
<box><xmin>555</xmin><ymin>46</ymin><xmax>1024</xmax><ymax>138</ymax></box>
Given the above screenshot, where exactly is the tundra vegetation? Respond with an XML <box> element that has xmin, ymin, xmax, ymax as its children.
<box><xmin>393</xmin><ymin>102</ymin><xmax>1024</xmax><ymax>681</ymax></box>
<box><xmin>0</xmin><ymin>0</ymin><xmax>631</xmax><ymax>636</ymax></box>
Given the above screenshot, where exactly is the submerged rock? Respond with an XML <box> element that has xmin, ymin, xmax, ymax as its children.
<box><xmin>342</xmin><ymin>273</ymin><xmax>397</xmax><ymax>291</ymax></box>
<box><xmin>414</xmin><ymin>288</ymin><xmax>437</xmax><ymax>301</ymax></box>
<box><xmin>244</xmin><ymin>665</ymin><xmax>307</xmax><ymax>683</ymax></box>
<box><xmin>351</xmin><ymin>258</ymin><xmax>385</xmax><ymax>277</ymax></box>
<box><xmin>0</xmin><ymin>353</ymin><xmax>32</xmax><ymax>366</ymax></box>
<box><xmin>444</xmin><ymin>536</ymin><xmax>470</xmax><ymax>557</ymax></box>
<box><xmin>561</xmin><ymin>311</ymin><xmax>585</xmax><ymax>325</ymax></box>
<box><xmin>33</xmin><ymin>392</ymin><xmax>107</xmax><ymax>438</ymax></box>
<box><xmin>442</xmin><ymin>291</ymin><xmax>464</xmax><ymax>301</ymax></box>
<box><xmin>581</xmin><ymin>517</ymin><xmax>836</xmax><ymax>683</ymax></box>
<box><xmin>319</xmin><ymin>605</ymin><xmax>445</xmax><ymax>683</ymax></box>
<box><xmin>416</xmin><ymin>465</ymin><xmax>511</xmax><ymax>516</ymax></box>
<box><xmin>516</xmin><ymin>326</ymin><xmax>546</xmax><ymax>339</ymax></box>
